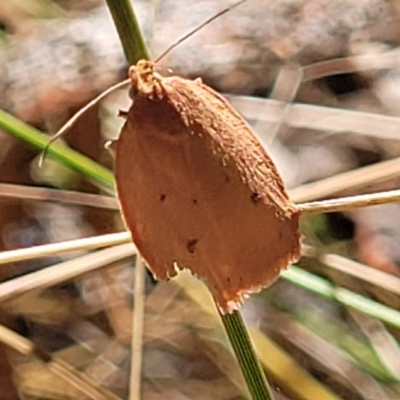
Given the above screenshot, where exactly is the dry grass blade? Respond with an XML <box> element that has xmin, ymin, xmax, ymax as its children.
<box><xmin>298</xmin><ymin>189</ymin><xmax>400</xmax><ymax>215</ymax></box>
<box><xmin>143</xmin><ymin>280</ymin><xmax>249</xmax><ymax>399</ymax></box>
<box><xmin>266</xmin><ymin>63</ymin><xmax>303</xmax><ymax>144</ymax></box>
<box><xmin>348</xmin><ymin>311</ymin><xmax>400</xmax><ymax>380</ymax></box>
<box><xmin>226</xmin><ymin>94</ymin><xmax>400</xmax><ymax>141</ymax></box>
<box><xmin>47</xmin><ymin>358</ymin><xmax>122</xmax><ymax>400</ymax></box>
<box><xmin>0</xmin><ymin>324</ymin><xmax>33</xmax><ymax>355</ymax></box>
<box><xmin>250</xmin><ymin>328</ymin><xmax>341</xmax><ymax>400</ymax></box>
<box><xmin>0</xmin><ymin>232</ymin><xmax>131</xmax><ymax>265</ymax></box>
<box><xmin>263</xmin><ymin>313</ymin><xmax>392</xmax><ymax>399</ymax></box>
<box><xmin>0</xmin><ymin>324</ymin><xmax>121</xmax><ymax>400</ymax></box>
<box><xmin>0</xmin><ymin>243</ymin><xmax>136</xmax><ymax>303</ymax></box>
<box><xmin>302</xmin><ymin>246</ymin><xmax>400</xmax><ymax>297</ymax></box>
<box><xmin>286</xmin><ymin>104</ymin><xmax>400</xmax><ymax>141</ymax></box>
<box><xmin>129</xmin><ymin>256</ymin><xmax>145</xmax><ymax>400</ymax></box>
<box><xmin>301</xmin><ymin>49</ymin><xmax>400</xmax><ymax>81</ymax></box>
<box><xmin>0</xmin><ymin>183</ymin><xmax>119</xmax><ymax>210</ymax></box>
<box><xmin>289</xmin><ymin>156</ymin><xmax>400</xmax><ymax>203</ymax></box>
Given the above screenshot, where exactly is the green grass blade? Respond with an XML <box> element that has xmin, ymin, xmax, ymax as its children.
<box><xmin>283</xmin><ymin>266</ymin><xmax>400</xmax><ymax>329</ymax></box>
<box><xmin>0</xmin><ymin>109</ymin><xmax>115</xmax><ymax>189</ymax></box>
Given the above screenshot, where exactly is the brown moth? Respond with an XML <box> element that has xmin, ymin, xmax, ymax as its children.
<box><xmin>114</xmin><ymin>60</ymin><xmax>301</xmax><ymax>313</ymax></box>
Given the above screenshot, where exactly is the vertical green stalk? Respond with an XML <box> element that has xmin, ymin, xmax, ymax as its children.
<box><xmin>104</xmin><ymin>1</ymin><xmax>274</xmax><ymax>399</ymax></box>
<box><xmin>220</xmin><ymin>310</ymin><xmax>274</xmax><ymax>400</ymax></box>
<box><xmin>105</xmin><ymin>0</ymin><xmax>149</xmax><ymax>63</ymax></box>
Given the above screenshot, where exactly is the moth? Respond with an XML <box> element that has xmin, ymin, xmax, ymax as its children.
<box><xmin>43</xmin><ymin>1</ymin><xmax>301</xmax><ymax>313</ymax></box>
<box><xmin>114</xmin><ymin>60</ymin><xmax>301</xmax><ymax>313</ymax></box>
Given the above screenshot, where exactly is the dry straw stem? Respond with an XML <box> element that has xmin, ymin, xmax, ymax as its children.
<box><xmin>301</xmin><ymin>48</ymin><xmax>400</xmax><ymax>81</ymax></box>
<box><xmin>48</xmin><ymin>359</ymin><xmax>122</xmax><ymax>400</ymax></box>
<box><xmin>0</xmin><ymin>183</ymin><xmax>119</xmax><ymax>210</ymax></box>
<box><xmin>226</xmin><ymin>94</ymin><xmax>400</xmax><ymax>141</ymax></box>
<box><xmin>3</xmin><ymin>233</ymin><xmax>400</xmax><ymax>302</ymax></box>
<box><xmin>302</xmin><ymin>245</ymin><xmax>400</xmax><ymax>297</ymax></box>
<box><xmin>102</xmin><ymin>6</ymin><xmax>149</xmax><ymax>395</ymax></box>
<box><xmin>261</xmin><ymin>49</ymin><xmax>400</xmax><ymax>143</ymax></box>
<box><xmin>0</xmin><ymin>325</ymin><xmax>121</xmax><ymax>400</ymax></box>
<box><xmin>262</xmin><ymin>312</ymin><xmax>392</xmax><ymax>399</ymax></box>
<box><xmin>0</xmin><ymin>243</ymin><xmax>135</xmax><ymax>303</ymax></box>
<box><xmin>129</xmin><ymin>256</ymin><xmax>145</xmax><ymax>400</ymax></box>
<box><xmin>95</xmin><ymin>0</ymin><xmax>149</xmax><ymax>400</ymax></box>
<box><xmin>225</xmin><ymin>48</ymin><xmax>400</xmax><ymax>147</ymax></box>
<box><xmin>289</xmin><ymin>156</ymin><xmax>400</xmax><ymax>203</ymax></box>
<box><xmin>298</xmin><ymin>189</ymin><xmax>400</xmax><ymax>215</ymax></box>
<box><xmin>348</xmin><ymin>310</ymin><xmax>400</xmax><ymax>382</ymax></box>
<box><xmin>0</xmin><ymin>232</ymin><xmax>131</xmax><ymax>265</ymax></box>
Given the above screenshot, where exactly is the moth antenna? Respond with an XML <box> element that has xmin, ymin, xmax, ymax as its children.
<box><xmin>40</xmin><ymin>0</ymin><xmax>246</xmax><ymax>167</ymax></box>
<box><xmin>39</xmin><ymin>78</ymin><xmax>130</xmax><ymax>167</ymax></box>
<box><xmin>154</xmin><ymin>0</ymin><xmax>246</xmax><ymax>64</ymax></box>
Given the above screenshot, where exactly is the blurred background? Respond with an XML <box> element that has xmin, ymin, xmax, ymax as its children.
<box><xmin>1</xmin><ymin>0</ymin><xmax>400</xmax><ymax>399</ymax></box>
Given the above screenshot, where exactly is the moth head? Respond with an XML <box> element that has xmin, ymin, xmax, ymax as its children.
<box><xmin>129</xmin><ymin>59</ymin><xmax>164</xmax><ymax>100</ymax></box>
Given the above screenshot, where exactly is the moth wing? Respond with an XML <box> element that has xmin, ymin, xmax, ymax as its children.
<box><xmin>115</xmin><ymin>77</ymin><xmax>300</xmax><ymax>313</ymax></box>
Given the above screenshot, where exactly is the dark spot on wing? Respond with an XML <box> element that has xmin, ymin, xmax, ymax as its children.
<box><xmin>251</xmin><ymin>192</ymin><xmax>261</xmax><ymax>203</ymax></box>
<box><xmin>159</xmin><ymin>194</ymin><xmax>166</xmax><ymax>201</ymax></box>
<box><xmin>187</xmin><ymin>239</ymin><xmax>198</xmax><ymax>254</ymax></box>
<box><xmin>192</xmin><ymin>199</ymin><xmax>198</xmax><ymax>204</ymax></box>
